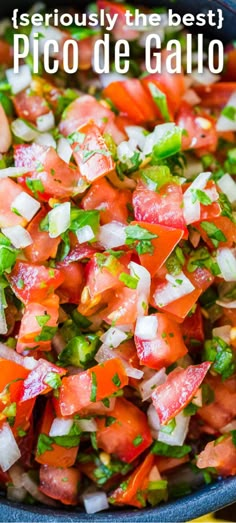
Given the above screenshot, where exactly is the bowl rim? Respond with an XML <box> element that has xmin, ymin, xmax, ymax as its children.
<box><xmin>1</xmin><ymin>477</ymin><xmax>236</xmax><ymax>522</ymax></box>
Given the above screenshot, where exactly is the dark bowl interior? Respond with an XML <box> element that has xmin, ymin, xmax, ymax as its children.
<box><xmin>1</xmin><ymin>0</ymin><xmax>236</xmax><ymax>521</ymax></box>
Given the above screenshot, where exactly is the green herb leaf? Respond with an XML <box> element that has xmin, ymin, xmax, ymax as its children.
<box><xmin>112</xmin><ymin>373</ymin><xmax>121</xmax><ymax>388</ymax></box>
<box><xmin>133</xmin><ymin>434</ymin><xmax>144</xmax><ymax>447</ymax></box>
<box><xmin>44</xmin><ymin>372</ymin><xmax>62</xmax><ymax>390</ymax></box>
<box><xmin>90</xmin><ymin>371</ymin><xmax>97</xmax><ymax>402</ymax></box>
<box><xmin>151</xmin><ymin>441</ymin><xmax>191</xmax><ymax>457</ymax></box>
<box><xmin>35</xmin><ymin>326</ymin><xmax>57</xmax><ymax>342</ymax></box>
<box><xmin>119</xmin><ymin>272</ymin><xmax>139</xmax><ymax>289</ymax></box>
<box><xmin>201</xmin><ymin>221</ymin><xmax>227</xmax><ymax>247</ymax></box>
<box><xmin>148</xmin><ymin>82</ymin><xmax>170</xmax><ymax>122</ymax></box>
<box><xmin>160</xmin><ymin>418</ymin><xmax>176</xmax><ymax>434</ymax></box>
<box><xmin>191</xmin><ymin>189</ymin><xmax>212</xmax><ymax>206</ymax></box>
<box><xmin>37</xmin><ymin>433</ymin><xmax>54</xmax><ymax>455</ymax></box>
<box><xmin>222</xmin><ymin>105</ymin><xmax>236</xmax><ymax>121</ymax></box>
<box><xmin>36</xmin><ymin>314</ymin><xmax>51</xmax><ymax>328</ymax></box>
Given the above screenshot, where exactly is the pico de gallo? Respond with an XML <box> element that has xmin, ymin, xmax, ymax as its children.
<box><xmin>0</xmin><ymin>0</ymin><xmax>236</xmax><ymax>515</ymax></box>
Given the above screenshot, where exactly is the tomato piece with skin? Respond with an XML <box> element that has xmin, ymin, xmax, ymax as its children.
<box><xmin>0</xmin><ymin>104</ymin><xmax>12</xmax><ymax>154</ymax></box>
<box><xmin>56</xmin><ymin>262</ymin><xmax>84</xmax><ymax>304</ymax></box>
<box><xmin>97</xmin><ymin>1</ymin><xmax>139</xmax><ymax>41</ymax></box>
<box><xmin>110</xmin><ymin>453</ymin><xmax>154</xmax><ymax>507</ymax></box>
<box><xmin>39</xmin><ymin>464</ymin><xmax>80</xmax><ymax>505</ymax></box>
<box><xmin>151</xmin><ymin>362</ymin><xmax>211</xmax><ymax>424</ymax></box>
<box><xmin>8</xmin><ymin>261</ymin><xmax>64</xmax><ymax>305</ymax></box>
<box><xmin>96</xmin><ymin>398</ymin><xmax>152</xmax><ymax>463</ymax></box>
<box><xmin>84</xmin><ymin>253</ymin><xmax>125</xmax><ymax>299</ymax></box>
<box><xmin>133</xmin><ymin>181</ymin><xmax>186</xmax><ymax>232</ymax></box>
<box><xmin>195</xmin><ymin>82</ymin><xmax>236</xmax><ymax>109</ymax></box>
<box><xmin>24</xmin><ymin>208</ymin><xmax>60</xmax><ymax>263</ymax></box>
<box><xmin>131</xmin><ymin>220</ymin><xmax>184</xmax><ymax>276</ymax></box>
<box><xmin>103</xmin><ymin>80</ymin><xmax>158</xmax><ymax>124</ymax></box>
<box><xmin>134</xmin><ymin>313</ymin><xmax>187</xmax><ymax>370</ymax></box>
<box><xmin>59</xmin><ymin>94</ymin><xmax>114</xmax><ymax>137</ymax></box>
<box><xmin>197</xmin><ymin>435</ymin><xmax>236</xmax><ymax>476</ymax></box>
<box><xmin>14</xmin><ymin>144</ymin><xmax>83</xmax><ymax>199</ymax></box>
<box><xmin>36</xmin><ymin>400</ymin><xmax>78</xmax><ymax>468</ymax></box>
<box><xmin>17</xmin><ymin>294</ymin><xmax>59</xmax><ymax>351</ymax></box>
<box><xmin>0</xmin><ymin>39</ymin><xmax>12</xmax><ymax>66</ymax></box>
<box><xmin>19</xmin><ymin>358</ymin><xmax>66</xmax><ymax>402</ymax></box>
<box><xmin>196</xmin><ymin>216</ymin><xmax>236</xmax><ymax>249</ymax></box>
<box><xmin>155</xmin><ymin>455</ymin><xmax>189</xmax><ymax>473</ymax></box>
<box><xmin>102</xmin><ymin>287</ymin><xmax>138</xmax><ymax>326</ymax></box>
<box><xmin>72</xmin><ymin>121</ymin><xmax>115</xmax><ymax>182</ymax></box>
<box><xmin>177</xmin><ymin>102</ymin><xmax>217</xmax><ymax>152</ymax></box>
<box><xmin>180</xmin><ymin>305</ymin><xmax>204</xmax><ymax>349</ymax></box>
<box><xmin>13</xmin><ymin>90</ymin><xmax>50</xmax><ymax>124</ymax></box>
<box><xmin>81</xmin><ymin>177</ymin><xmax>131</xmax><ymax>225</ymax></box>
<box><xmin>0</xmin><ymin>178</ymin><xmax>29</xmax><ymax>228</ymax></box>
<box><xmin>59</xmin><ymin>358</ymin><xmax>128</xmax><ymax>416</ymax></box>
<box><xmin>197</xmin><ymin>375</ymin><xmax>236</xmax><ymax>430</ymax></box>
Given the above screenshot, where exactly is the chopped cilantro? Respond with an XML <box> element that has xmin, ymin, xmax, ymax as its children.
<box><xmin>112</xmin><ymin>373</ymin><xmax>121</xmax><ymax>388</ymax></box>
<box><xmin>44</xmin><ymin>372</ymin><xmax>62</xmax><ymax>390</ymax></box>
<box><xmin>119</xmin><ymin>272</ymin><xmax>139</xmax><ymax>289</ymax></box>
<box><xmin>35</xmin><ymin>326</ymin><xmax>57</xmax><ymax>342</ymax></box>
<box><xmin>201</xmin><ymin>221</ymin><xmax>226</xmax><ymax>247</ymax></box>
<box><xmin>37</xmin><ymin>433</ymin><xmax>54</xmax><ymax>455</ymax></box>
<box><xmin>90</xmin><ymin>371</ymin><xmax>97</xmax><ymax>402</ymax></box>
<box><xmin>151</xmin><ymin>441</ymin><xmax>191</xmax><ymax>457</ymax></box>
<box><xmin>133</xmin><ymin>434</ymin><xmax>144</xmax><ymax>447</ymax></box>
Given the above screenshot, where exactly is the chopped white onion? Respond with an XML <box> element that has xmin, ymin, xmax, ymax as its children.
<box><xmin>48</xmin><ymin>202</ymin><xmax>71</xmax><ymax>238</ymax></box>
<box><xmin>212</xmin><ymin>325</ymin><xmax>231</xmax><ymax>344</ymax></box>
<box><xmin>0</xmin><ymin>309</ymin><xmax>7</xmax><ymax>335</ymax></box>
<box><xmin>147</xmin><ymin>404</ymin><xmax>161</xmax><ymax>436</ymax></box>
<box><xmin>22</xmin><ymin>472</ymin><xmax>56</xmax><ymax>506</ymax></box>
<box><xmin>221</xmin><ymin>420</ymin><xmax>236</xmax><ymax>434</ymax></box>
<box><xmin>0</xmin><ymin>167</ymin><xmax>30</xmax><ymax>179</ymax></box>
<box><xmin>23</xmin><ymin>356</ymin><xmax>38</xmax><ymax>370</ymax></box>
<box><xmin>76</xmin><ymin>419</ymin><xmax>97</xmax><ymax>432</ymax></box>
<box><xmin>217</xmin><ymin>92</ymin><xmax>236</xmax><ymax>132</ymax></box>
<box><xmin>129</xmin><ymin>261</ymin><xmax>151</xmax><ymax>297</ymax></box>
<box><xmin>158</xmin><ymin>412</ymin><xmax>190</xmax><ymax>447</ymax></box>
<box><xmin>49</xmin><ymin>417</ymin><xmax>73</xmax><ymax>437</ymax></box>
<box><xmin>135</xmin><ymin>315</ymin><xmax>158</xmax><ymax>341</ymax></box>
<box><xmin>100</xmin><ymin>73</ymin><xmax>127</xmax><ymax>88</ymax></box>
<box><xmin>217</xmin><ymin>173</ymin><xmax>236</xmax><ymax>204</ymax></box>
<box><xmin>35</xmin><ymin>132</ymin><xmax>56</xmax><ymax>149</ymax></box>
<box><xmin>29</xmin><ymin>25</ymin><xmax>65</xmax><ymax>56</ymax></box>
<box><xmin>95</xmin><ymin>344</ymin><xmax>142</xmax><ymax>379</ymax></box>
<box><xmin>57</xmin><ymin>136</ymin><xmax>72</xmax><ymax>163</ymax></box>
<box><xmin>2</xmin><ymin>225</ymin><xmax>32</xmax><ymax>248</ymax></box>
<box><xmin>182</xmin><ymin>89</ymin><xmax>201</xmax><ymax>106</ymax></box>
<box><xmin>154</xmin><ymin>272</ymin><xmax>195</xmax><ymax>308</ymax></box>
<box><xmin>183</xmin><ymin>171</ymin><xmax>211</xmax><ymax>225</ymax></box>
<box><xmin>7</xmin><ymin>486</ymin><xmax>26</xmax><ymax>502</ymax></box>
<box><xmin>9</xmin><ymin>464</ymin><xmax>24</xmax><ymax>488</ymax></box>
<box><xmin>76</xmin><ymin>225</ymin><xmax>95</xmax><ymax>244</ymax></box>
<box><xmin>190</xmin><ymin>68</ymin><xmax>220</xmax><ymax>86</ymax></box>
<box><xmin>11</xmin><ymin>119</ymin><xmax>39</xmax><ymax>142</ymax></box>
<box><xmin>100</xmin><ymin>327</ymin><xmax>127</xmax><ymax>348</ymax></box>
<box><xmin>192</xmin><ymin>388</ymin><xmax>203</xmax><ymax>408</ymax></box>
<box><xmin>11</xmin><ymin>192</ymin><xmax>40</xmax><ymax>222</ymax></box>
<box><xmin>125</xmin><ymin>126</ymin><xmax>146</xmax><ymax>150</ymax></box>
<box><xmin>36</xmin><ymin>111</ymin><xmax>55</xmax><ymax>132</ymax></box>
<box><xmin>0</xmin><ymin>343</ymin><xmax>37</xmax><ymax>369</ymax></box>
<box><xmin>217</xmin><ymin>248</ymin><xmax>236</xmax><ymax>282</ymax></box>
<box><xmin>216</xmin><ymin>299</ymin><xmax>236</xmax><ymax>309</ymax></box>
<box><xmin>83</xmin><ymin>491</ymin><xmax>109</xmax><ymax>514</ymax></box>
<box><xmin>117</xmin><ymin>140</ymin><xmax>139</xmax><ymax>162</ymax></box>
<box><xmin>98</xmin><ymin>221</ymin><xmax>126</xmax><ymax>249</ymax></box>
<box><xmin>6</xmin><ymin>65</ymin><xmax>32</xmax><ymax>95</ymax></box>
<box><xmin>0</xmin><ymin>423</ymin><xmax>21</xmax><ymax>471</ymax></box>
<box><xmin>139</xmin><ymin>368</ymin><xmax>166</xmax><ymax>401</ymax></box>
<box><xmin>204</xmin><ymin>186</ymin><xmax>219</xmax><ymax>202</ymax></box>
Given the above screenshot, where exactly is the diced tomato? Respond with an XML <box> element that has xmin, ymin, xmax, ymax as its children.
<box><xmin>19</xmin><ymin>359</ymin><xmax>66</xmax><ymax>402</ymax></box>
<box><xmin>13</xmin><ymin>90</ymin><xmax>50</xmax><ymax>124</ymax></box>
<box><xmin>96</xmin><ymin>398</ymin><xmax>152</xmax><ymax>463</ymax></box>
<box><xmin>133</xmin><ymin>181</ymin><xmax>186</xmax><ymax>232</ymax></box>
<box><xmin>8</xmin><ymin>261</ymin><xmax>63</xmax><ymax>305</ymax></box>
<box><xmin>134</xmin><ymin>313</ymin><xmax>187</xmax><ymax>370</ymax></box>
<box><xmin>0</xmin><ymin>39</ymin><xmax>12</xmax><ymax>66</ymax></box>
<box><xmin>84</xmin><ymin>253</ymin><xmax>125</xmax><ymax>300</ymax></box>
<box><xmin>17</xmin><ymin>294</ymin><xmax>59</xmax><ymax>351</ymax></box>
<box><xmin>97</xmin><ymin>1</ymin><xmax>139</xmax><ymax>41</ymax></box>
<box><xmin>197</xmin><ymin>375</ymin><xmax>236</xmax><ymax>430</ymax></box>
<box><xmin>72</xmin><ymin>121</ymin><xmax>115</xmax><ymax>182</ymax></box>
<box><xmin>61</xmin><ymin>33</ymin><xmax>98</xmax><ymax>71</ymax></box>
<box><xmin>151</xmin><ymin>362</ymin><xmax>211</xmax><ymax>424</ymax></box>
<box><xmin>222</xmin><ymin>50</ymin><xmax>236</xmax><ymax>81</ymax></box>
<box><xmin>110</xmin><ymin>454</ymin><xmax>154</xmax><ymax>507</ymax></box>
<box><xmin>39</xmin><ymin>464</ymin><xmax>80</xmax><ymax>505</ymax></box>
<box><xmin>195</xmin><ymin>82</ymin><xmax>236</xmax><ymax>109</ymax></box>
<box><xmin>180</xmin><ymin>305</ymin><xmax>204</xmax><ymax>349</ymax></box>
<box><xmin>177</xmin><ymin>102</ymin><xmax>217</xmax><ymax>152</ymax></box>
<box><xmin>155</xmin><ymin>455</ymin><xmax>189</xmax><ymax>473</ymax></box>
<box><xmin>59</xmin><ymin>94</ymin><xmax>114</xmax><ymax>136</ymax></box>
<box><xmin>103</xmin><ymin>79</ymin><xmax>158</xmax><ymax>124</ymax></box>
<box><xmin>24</xmin><ymin>208</ymin><xmax>60</xmax><ymax>263</ymax></box>
<box><xmin>0</xmin><ymin>103</ymin><xmax>12</xmax><ymax>154</ymax></box>
<box><xmin>56</xmin><ymin>262</ymin><xmax>84</xmax><ymax>304</ymax></box>
<box><xmin>59</xmin><ymin>358</ymin><xmax>128</xmax><ymax>416</ymax></box>
<box><xmin>102</xmin><ymin>287</ymin><xmax>138</xmax><ymax>325</ymax></box>
<box><xmin>60</xmin><ymin>241</ymin><xmax>98</xmax><ymax>265</ymax></box>
<box><xmin>0</xmin><ymin>178</ymin><xmax>27</xmax><ymax>228</ymax></box>
<box><xmin>36</xmin><ymin>400</ymin><xmax>78</xmax><ymax>468</ymax></box>
<box><xmin>14</xmin><ymin>144</ymin><xmax>83</xmax><ymax>200</ymax></box>
<box><xmin>82</xmin><ymin>178</ymin><xmax>131</xmax><ymax>225</ymax></box>
<box><xmin>130</xmin><ymin>220</ymin><xmax>184</xmax><ymax>276</ymax></box>
<box><xmin>197</xmin><ymin>435</ymin><xmax>236</xmax><ymax>476</ymax></box>
<box><xmin>142</xmin><ymin>68</ymin><xmax>185</xmax><ymax>116</ymax></box>
<box><xmin>196</xmin><ymin>216</ymin><xmax>236</xmax><ymax>249</ymax></box>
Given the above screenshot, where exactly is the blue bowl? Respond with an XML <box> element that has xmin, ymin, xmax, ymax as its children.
<box><xmin>1</xmin><ymin>1</ymin><xmax>236</xmax><ymax>521</ymax></box>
